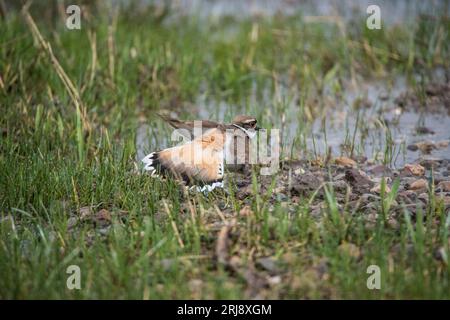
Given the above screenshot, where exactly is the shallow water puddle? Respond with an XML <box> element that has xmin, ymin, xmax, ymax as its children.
<box><xmin>137</xmin><ymin>81</ymin><xmax>450</xmax><ymax>169</ymax></box>
<box><xmin>137</xmin><ymin>67</ymin><xmax>450</xmax><ymax>169</ymax></box>
<box><xmin>302</xmin><ymin>74</ymin><xmax>450</xmax><ymax>168</ymax></box>
<box><xmin>306</xmin><ymin>108</ymin><xmax>450</xmax><ymax>168</ymax></box>
<box><xmin>128</xmin><ymin>0</ymin><xmax>447</xmax><ymax>25</ymax></box>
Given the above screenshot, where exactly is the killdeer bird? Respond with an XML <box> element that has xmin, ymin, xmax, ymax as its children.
<box><xmin>157</xmin><ymin>114</ymin><xmax>258</xmax><ymax>137</ymax></box>
<box><xmin>142</xmin><ymin>114</ymin><xmax>259</xmax><ymax>192</ymax></box>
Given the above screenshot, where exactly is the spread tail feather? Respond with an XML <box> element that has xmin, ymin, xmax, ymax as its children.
<box><xmin>142</xmin><ymin>152</ymin><xmax>159</xmax><ymax>176</ymax></box>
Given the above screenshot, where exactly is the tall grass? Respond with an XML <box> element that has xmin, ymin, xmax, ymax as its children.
<box><xmin>0</xmin><ymin>3</ymin><xmax>449</xmax><ymax>299</ymax></box>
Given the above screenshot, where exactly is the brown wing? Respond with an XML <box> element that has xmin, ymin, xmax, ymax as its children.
<box><xmin>145</xmin><ymin>128</ymin><xmax>225</xmax><ymax>183</ymax></box>
<box><xmin>157</xmin><ymin>114</ymin><xmax>221</xmax><ymax>135</ymax></box>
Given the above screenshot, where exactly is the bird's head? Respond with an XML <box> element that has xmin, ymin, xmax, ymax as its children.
<box><xmin>231</xmin><ymin>115</ymin><xmax>260</xmax><ymax>139</ymax></box>
<box><xmin>232</xmin><ymin>115</ymin><xmax>260</xmax><ymax>131</ymax></box>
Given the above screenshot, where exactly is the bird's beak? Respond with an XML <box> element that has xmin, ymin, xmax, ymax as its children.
<box><xmin>255</xmin><ymin>125</ymin><xmax>261</xmax><ymax>131</ymax></box>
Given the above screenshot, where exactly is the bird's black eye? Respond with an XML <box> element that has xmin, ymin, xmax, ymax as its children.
<box><xmin>243</xmin><ymin>121</ymin><xmax>255</xmax><ymax>129</ymax></box>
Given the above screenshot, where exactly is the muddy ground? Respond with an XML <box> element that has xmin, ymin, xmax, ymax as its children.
<box><xmin>65</xmin><ymin>80</ymin><xmax>450</xmax><ymax>298</ymax></box>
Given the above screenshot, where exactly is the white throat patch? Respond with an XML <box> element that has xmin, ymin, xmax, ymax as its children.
<box><xmin>232</xmin><ymin>124</ymin><xmax>257</xmax><ymax>139</ymax></box>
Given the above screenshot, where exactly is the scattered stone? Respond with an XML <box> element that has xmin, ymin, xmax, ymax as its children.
<box><xmin>416</xmin><ymin>141</ymin><xmax>436</xmax><ymax>154</ymax></box>
<box><xmin>353</xmin><ymin>156</ymin><xmax>368</xmax><ymax>164</ymax></box>
<box><xmin>310</xmin><ymin>157</ymin><xmax>324</xmax><ymax>167</ymax></box>
<box><xmin>396</xmin><ymin>82</ymin><xmax>450</xmax><ymax>113</ymax></box>
<box><xmin>331</xmin><ymin>180</ymin><xmax>349</xmax><ymax>193</ymax></box>
<box><xmin>398</xmin><ymin>190</ymin><xmax>417</xmax><ymax>202</ymax></box>
<box><xmin>290</xmin><ymin>172</ymin><xmax>322</xmax><ymax>196</ymax></box>
<box><xmin>437</xmin><ymin>181</ymin><xmax>450</xmax><ymax>192</ymax></box>
<box><xmin>408</xmin><ymin>179</ymin><xmax>428</xmax><ymax>191</ymax></box>
<box><xmin>97</xmin><ymin>226</ymin><xmax>110</xmax><ymax>236</ymax></box>
<box><xmin>403</xmin><ymin>163</ymin><xmax>425</xmax><ymax>176</ymax></box>
<box><xmin>370</xmin><ymin>183</ymin><xmax>391</xmax><ymax>194</ymax></box>
<box><xmin>95</xmin><ymin>209</ymin><xmax>112</xmax><ymax>222</ymax></box>
<box><xmin>79</xmin><ymin>206</ymin><xmax>92</xmax><ymax>221</ymax></box>
<box><xmin>267</xmin><ymin>275</ymin><xmax>282</xmax><ymax>285</ymax></box>
<box><xmin>229</xmin><ymin>255</ymin><xmax>242</xmax><ymax>269</ymax></box>
<box><xmin>273</xmin><ymin>186</ymin><xmax>285</xmax><ymax>194</ymax></box>
<box><xmin>368</xmin><ymin>164</ymin><xmax>391</xmax><ymax>176</ymax></box>
<box><xmin>333</xmin><ymin>173</ymin><xmax>346</xmax><ymax>181</ymax></box>
<box><xmin>372</xmin><ymin>176</ymin><xmax>392</xmax><ymax>184</ymax></box>
<box><xmin>420</xmin><ymin>157</ymin><xmax>444</xmax><ymax>169</ymax></box>
<box><xmin>256</xmin><ymin>257</ymin><xmax>281</xmax><ymax>274</ymax></box>
<box><xmin>415</xmin><ymin>126</ymin><xmax>435</xmax><ymax>135</ymax></box>
<box><xmin>335</xmin><ymin>157</ymin><xmax>357</xmax><ymax>167</ymax></box>
<box><xmin>411</xmin><ymin>140</ymin><xmax>448</xmax><ymax>154</ymax></box>
<box><xmin>344</xmin><ymin>169</ymin><xmax>373</xmax><ymax>193</ymax></box>
<box><xmin>436</xmin><ymin>140</ymin><xmax>450</xmax><ymax>149</ymax></box>
<box><xmin>360</xmin><ymin>193</ymin><xmax>381</xmax><ymax>203</ymax></box>
<box><xmin>417</xmin><ymin>193</ymin><xmax>429</xmax><ymax>203</ymax></box>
